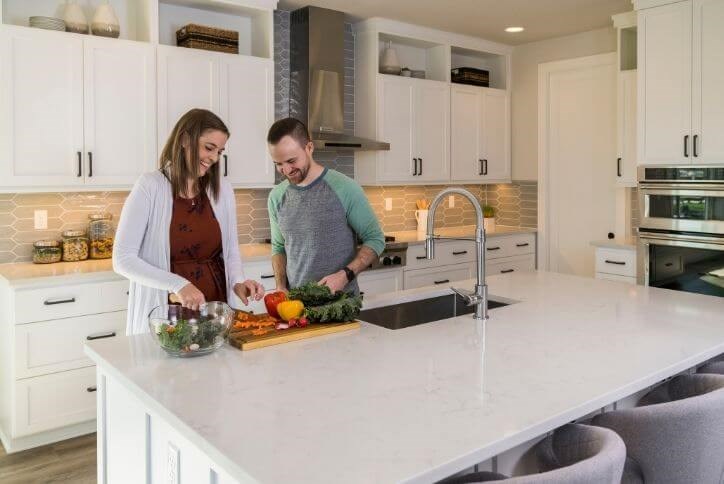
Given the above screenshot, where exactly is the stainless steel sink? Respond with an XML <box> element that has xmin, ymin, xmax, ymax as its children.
<box><xmin>358</xmin><ymin>294</ymin><xmax>509</xmax><ymax>330</ymax></box>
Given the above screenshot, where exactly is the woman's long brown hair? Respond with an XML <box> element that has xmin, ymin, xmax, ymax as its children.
<box><xmin>159</xmin><ymin>108</ymin><xmax>230</xmax><ymax>202</ymax></box>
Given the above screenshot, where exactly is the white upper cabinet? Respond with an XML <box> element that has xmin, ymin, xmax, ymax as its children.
<box><xmin>413</xmin><ymin>80</ymin><xmax>450</xmax><ymax>182</ymax></box>
<box><xmin>617</xmin><ymin>71</ymin><xmax>637</xmax><ymax>185</ymax></box>
<box><xmin>84</xmin><ymin>37</ymin><xmax>156</xmax><ymax>186</ymax></box>
<box><xmin>0</xmin><ymin>27</ymin><xmax>84</xmax><ymax>188</ymax></box>
<box><xmin>479</xmin><ymin>88</ymin><xmax>510</xmax><ymax>181</ymax></box>
<box><xmin>637</xmin><ymin>0</ymin><xmax>724</xmax><ymax>165</ymax></box>
<box><xmin>376</xmin><ymin>75</ymin><xmax>415</xmax><ymax>182</ymax></box>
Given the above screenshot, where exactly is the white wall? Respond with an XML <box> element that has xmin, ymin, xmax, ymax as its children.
<box><xmin>511</xmin><ymin>27</ymin><xmax>617</xmax><ymax>181</ymax></box>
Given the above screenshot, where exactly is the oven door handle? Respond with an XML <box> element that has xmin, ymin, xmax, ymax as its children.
<box><xmin>637</xmin><ymin>186</ymin><xmax>724</xmax><ymax>197</ymax></box>
<box><xmin>638</xmin><ymin>231</ymin><xmax>724</xmax><ymax>248</ymax></box>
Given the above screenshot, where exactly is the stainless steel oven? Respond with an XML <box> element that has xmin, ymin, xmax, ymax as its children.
<box><xmin>637</xmin><ymin>166</ymin><xmax>724</xmax><ymax>297</ymax></box>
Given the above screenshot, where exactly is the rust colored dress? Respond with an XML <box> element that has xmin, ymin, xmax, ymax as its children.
<box><xmin>169</xmin><ymin>191</ymin><xmax>227</xmax><ymax>303</ymax></box>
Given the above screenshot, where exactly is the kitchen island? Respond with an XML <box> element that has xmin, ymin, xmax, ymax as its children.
<box><xmin>85</xmin><ymin>271</ymin><xmax>724</xmax><ymax>483</ymax></box>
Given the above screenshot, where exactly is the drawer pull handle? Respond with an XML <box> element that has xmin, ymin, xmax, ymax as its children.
<box><xmin>605</xmin><ymin>260</ymin><xmax>626</xmax><ymax>266</ymax></box>
<box><xmin>260</xmin><ymin>274</ymin><xmax>275</xmax><ymax>279</ymax></box>
<box><xmin>87</xmin><ymin>386</ymin><xmax>97</xmax><ymax>393</ymax></box>
<box><xmin>665</xmin><ymin>262</ymin><xmax>674</xmax><ymax>267</ymax></box>
<box><xmin>434</xmin><ymin>279</ymin><xmax>450</xmax><ymax>285</ymax></box>
<box><xmin>500</xmin><ymin>269</ymin><xmax>515</xmax><ymax>274</ymax></box>
<box><xmin>452</xmin><ymin>250</ymin><xmax>468</xmax><ymax>255</ymax></box>
<box><xmin>87</xmin><ymin>331</ymin><xmax>116</xmax><ymax>341</ymax></box>
<box><xmin>516</xmin><ymin>243</ymin><xmax>529</xmax><ymax>247</ymax></box>
<box><xmin>43</xmin><ymin>297</ymin><xmax>76</xmax><ymax>306</ymax></box>
<box><xmin>487</xmin><ymin>247</ymin><xmax>501</xmax><ymax>251</ymax></box>
<box><xmin>416</xmin><ymin>256</ymin><xmax>428</xmax><ymax>260</ymax></box>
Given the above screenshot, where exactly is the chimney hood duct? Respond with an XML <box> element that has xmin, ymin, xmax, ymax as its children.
<box><xmin>290</xmin><ymin>6</ymin><xmax>390</xmax><ymax>151</ymax></box>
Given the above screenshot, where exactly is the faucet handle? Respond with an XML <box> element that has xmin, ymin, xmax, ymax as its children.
<box><xmin>450</xmin><ymin>287</ymin><xmax>474</xmax><ymax>305</ymax></box>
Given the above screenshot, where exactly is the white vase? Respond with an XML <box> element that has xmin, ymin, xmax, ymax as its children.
<box><xmin>380</xmin><ymin>41</ymin><xmax>401</xmax><ymax>75</ymax></box>
<box><xmin>91</xmin><ymin>2</ymin><xmax>120</xmax><ymax>38</ymax></box>
<box><xmin>63</xmin><ymin>1</ymin><xmax>88</xmax><ymax>34</ymax></box>
<box><xmin>484</xmin><ymin>217</ymin><xmax>496</xmax><ymax>233</ymax></box>
<box><xmin>415</xmin><ymin>209</ymin><xmax>429</xmax><ymax>237</ymax></box>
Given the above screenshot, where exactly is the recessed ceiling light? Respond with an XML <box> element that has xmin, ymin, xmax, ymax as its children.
<box><xmin>505</xmin><ymin>27</ymin><xmax>525</xmax><ymax>33</ymax></box>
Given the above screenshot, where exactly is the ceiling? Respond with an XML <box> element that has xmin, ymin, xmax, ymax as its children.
<box><xmin>277</xmin><ymin>0</ymin><xmax>633</xmax><ymax>45</ymax></box>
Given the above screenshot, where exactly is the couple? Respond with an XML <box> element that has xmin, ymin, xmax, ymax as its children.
<box><xmin>114</xmin><ymin>109</ymin><xmax>384</xmax><ymax>335</ymax></box>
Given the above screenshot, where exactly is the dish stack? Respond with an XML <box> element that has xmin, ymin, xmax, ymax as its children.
<box><xmin>176</xmin><ymin>24</ymin><xmax>239</xmax><ymax>54</ymax></box>
<box><xmin>29</xmin><ymin>16</ymin><xmax>65</xmax><ymax>31</ymax></box>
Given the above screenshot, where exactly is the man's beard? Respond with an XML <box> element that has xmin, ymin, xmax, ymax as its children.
<box><xmin>287</xmin><ymin>164</ymin><xmax>309</xmax><ymax>185</ymax></box>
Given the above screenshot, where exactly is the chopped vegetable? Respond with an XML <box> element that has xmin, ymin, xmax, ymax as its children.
<box><xmin>277</xmin><ymin>300</ymin><xmax>305</xmax><ymax>321</ymax></box>
<box><xmin>156</xmin><ymin>318</ymin><xmax>224</xmax><ymax>352</ymax></box>
<box><xmin>276</xmin><ymin>322</ymin><xmax>289</xmax><ymax>330</ymax></box>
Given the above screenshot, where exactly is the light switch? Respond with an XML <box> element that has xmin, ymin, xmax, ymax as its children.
<box><xmin>384</xmin><ymin>198</ymin><xmax>392</xmax><ymax>211</ymax></box>
<box><xmin>34</xmin><ymin>210</ymin><xmax>48</xmax><ymax>230</ymax></box>
<box><xmin>448</xmin><ymin>195</ymin><xmax>455</xmax><ymax>208</ymax></box>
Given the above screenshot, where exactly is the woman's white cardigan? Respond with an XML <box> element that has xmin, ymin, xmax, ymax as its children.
<box><xmin>113</xmin><ymin>170</ymin><xmax>245</xmax><ymax>334</ymax></box>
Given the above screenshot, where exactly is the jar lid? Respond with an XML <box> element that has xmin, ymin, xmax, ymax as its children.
<box><xmin>62</xmin><ymin>229</ymin><xmax>86</xmax><ymax>237</ymax></box>
<box><xmin>34</xmin><ymin>239</ymin><xmax>60</xmax><ymax>248</ymax></box>
<box><xmin>88</xmin><ymin>212</ymin><xmax>112</xmax><ymax>221</ymax></box>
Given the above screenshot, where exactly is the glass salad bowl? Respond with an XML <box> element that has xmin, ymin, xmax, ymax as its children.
<box><xmin>148</xmin><ymin>302</ymin><xmax>234</xmax><ymax>357</ymax></box>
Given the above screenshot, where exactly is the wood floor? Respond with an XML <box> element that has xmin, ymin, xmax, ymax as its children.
<box><xmin>0</xmin><ymin>433</ymin><xmax>96</xmax><ymax>483</ymax></box>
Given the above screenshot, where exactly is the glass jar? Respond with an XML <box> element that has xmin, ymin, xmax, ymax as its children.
<box><xmin>88</xmin><ymin>212</ymin><xmax>114</xmax><ymax>259</ymax></box>
<box><xmin>62</xmin><ymin>229</ymin><xmax>89</xmax><ymax>262</ymax></box>
<box><xmin>33</xmin><ymin>240</ymin><xmax>62</xmax><ymax>264</ymax></box>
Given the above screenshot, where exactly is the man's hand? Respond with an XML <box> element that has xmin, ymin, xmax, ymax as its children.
<box><xmin>234</xmin><ymin>280</ymin><xmax>265</xmax><ymax>305</ymax></box>
<box><xmin>318</xmin><ymin>270</ymin><xmax>349</xmax><ymax>294</ymax></box>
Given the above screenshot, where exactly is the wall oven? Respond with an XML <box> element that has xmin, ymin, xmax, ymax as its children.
<box><xmin>637</xmin><ymin>166</ymin><xmax>724</xmax><ymax>297</ymax></box>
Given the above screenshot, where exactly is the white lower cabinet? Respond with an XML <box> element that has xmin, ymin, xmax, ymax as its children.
<box><xmin>404</xmin><ymin>263</ymin><xmax>475</xmax><ymax>290</ymax></box>
<box><xmin>358</xmin><ymin>267</ymin><xmax>403</xmax><ymax>296</ymax></box>
<box><xmin>594</xmin><ymin>246</ymin><xmax>637</xmax><ymax>284</ymax></box>
<box><xmin>486</xmin><ymin>254</ymin><xmax>536</xmax><ymax>275</ymax></box>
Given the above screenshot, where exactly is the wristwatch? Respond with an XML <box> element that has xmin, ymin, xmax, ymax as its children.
<box><xmin>342</xmin><ymin>266</ymin><xmax>356</xmax><ymax>282</ymax></box>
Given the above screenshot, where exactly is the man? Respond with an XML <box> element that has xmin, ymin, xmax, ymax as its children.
<box><xmin>266</xmin><ymin>118</ymin><xmax>385</xmax><ymax>294</ymax></box>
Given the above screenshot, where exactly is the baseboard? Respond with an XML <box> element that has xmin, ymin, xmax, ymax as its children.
<box><xmin>0</xmin><ymin>420</ymin><xmax>96</xmax><ymax>454</ymax></box>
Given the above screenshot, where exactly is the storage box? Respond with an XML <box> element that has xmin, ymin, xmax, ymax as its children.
<box><xmin>451</xmin><ymin>67</ymin><xmax>490</xmax><ymax>87</ymax></box>
<box><xmin>176</xmin><ymin>24</ymin><xmax>239</xmax><ymax>54</ymax></box>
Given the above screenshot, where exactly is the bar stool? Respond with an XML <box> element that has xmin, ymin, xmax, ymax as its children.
<box><xmin>593</xmin><ymin>374</ymin><xmax>724</xmax><ymax>483</ymax></box>
<box><xmin>442</xmin><ymin>423</ymin><xmax>625</xmax><ymax>483</ymax></box>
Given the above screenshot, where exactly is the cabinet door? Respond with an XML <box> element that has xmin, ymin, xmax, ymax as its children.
<box><xmin>692</xmin><ymin>0</ymin><xmax>724</xmax><ymax>164</ymax></box>
<box><xmin>84</xmin><ymin>38</ymin><xmax>156</xmax><ymax>186</ymax></box>
<box><xmin>480</xmin><ymin>88</ymin><xmax>510</xmax><ymax>181</ymax></box>
<box><xmin>616</xmin><ymin>71</ymin><xmax>637</xmax><ymax>186</ymax></box>
<box><xmin>414</xmin><ymin>80</ymin><xmax>449</xmax><ymax>182</ymax></box>
<box><xmin>638</xmin><ymin>1</ymin><xmax>693</xmax><ymax>165</ymax></box>
<box><xmin>0</xmin><ymin>27</ymin><xmax>84</xmax><ymax>188</ymax></box>
<box><xmin>219</xmin><ymin>56</ymin><xmax>274</xmax><ymax>186</ymax></box>
<box><xmin>377</xmin><ymin>75</ymin><xmax>415</xmax><ymax>182</ymax></box>
<box><xmin>450</xmin><ymin>85</ymin><xmax>482</xmax><ymax>181</ymax></box>
<box><xmin>157</xmin><ymin>46</ymin><xmax>220</xmax><ymax>152</ymax></box>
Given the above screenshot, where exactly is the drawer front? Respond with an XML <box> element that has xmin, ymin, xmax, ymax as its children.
<box><xmin>243</xmin><ymin>261</ymin><xmax>276</xmax><ymax>291</ymax></box>
<box><xmin>406</xmin><ymin>240</ymin><xmax>476</xmax><ymax>270</ymax></box>
<box><xmin>404</xmin><ymin>263</ymin><xmax>474</xmax><ymax>290</ymax></box>
<box><xmin>485</xmin><ymin>234</ymin><xmax>536</xmax><ymax>260</ymax></box>
<box><xmin>596</xmin><ymin>272</ymin><xmax>637</xmax><ymax>284</ymax></box>
<box><xmin>358</xmin><ymin>268</ymin><xmax>403</xmax><ymax>296</ymax></box>
<box><xmin>14</xmin><ymin>279</ymin><xmax>129</xmax><ymax>324</ymax></box>
<box><xmin>486</xmin><ymin>254</ymin><xmax>535</xmax><ymax>276</ymax></box>
<box><xmin>13</xmin><ymin>366</ymin><xmax>97</xmax><ymax>437</ymax></box>
<box><xmin>595</xmin><ymin>248</ymin><xmax>636</xmax><ymax>277</ymax></box>
<box><xmin>15</xmin><ymin>311</ymin><xmax>126</xmax><ymax>379</ymax></box>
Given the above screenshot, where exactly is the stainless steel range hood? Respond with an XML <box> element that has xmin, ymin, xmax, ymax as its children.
<box><xmin>290</xmin><ymin>6</ymin><xmax>389</xmax><ymax>151</ymax></box>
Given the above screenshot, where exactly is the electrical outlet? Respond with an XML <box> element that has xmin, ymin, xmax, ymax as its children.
<box><xmin>448</xmin><ymin>195</ymin><xmax>455</xmax><ymax>208</ymax></box>
<box><xmin>167</xmin><ymin>443</ymin><xmax>179</xmax><ymax>484</ymax></box>
<box><xmin>384</xmin><ymin>198</ymin><xmax>392</xmax><ymax>211</ymax></box>
<box><xmin>34</xmin><ymin>210</ymin><xmax>48</xmax><ymax>230</ymax></box>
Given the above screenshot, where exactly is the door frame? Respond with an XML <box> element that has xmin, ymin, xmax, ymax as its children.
<box><xmin>537</xmin><ymin>53</ymin><xmax>617</xmax><ymax>271</ymax></box>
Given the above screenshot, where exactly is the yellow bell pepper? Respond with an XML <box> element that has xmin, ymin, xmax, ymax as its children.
<box><xmin>276</xmin><ymin>300</ymin><xmax>305</xmax><ymax>321</ymax></box>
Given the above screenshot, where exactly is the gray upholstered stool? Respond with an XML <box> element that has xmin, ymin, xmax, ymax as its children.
<box><xmin>698</xmin><ymin>355</ymin><xmax>724</xmax><ymax>375</ymax></box>
<box><xmin>442</xmin><ymin>423</ymin><xmax>625</xmax><ymax>483</ymax></box>
<box><xmin>593</xmin><ymin>374</ymin><xmax>724</xmax><ymax>484</ymax></box>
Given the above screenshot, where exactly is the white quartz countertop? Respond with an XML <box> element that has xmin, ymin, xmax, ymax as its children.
<box><xmin>388</xmin><ymin>225</ymin><xmax>536</xmax><ymax>245</ymax></box>
<box><xmin>85</xmin><ymin>271</ymin><xmax>724</xmax><ymax>484</ymax></box>
<box><xmin>590</xmin><ymin>236</ymin><xmax>638</xmax><ymax>251</ymax></box>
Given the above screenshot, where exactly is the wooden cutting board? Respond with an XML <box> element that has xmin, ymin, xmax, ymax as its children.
<box><xmin>228</xmin><ymin>317</ymin><xmax>360</xmax><ymax>351</ymax></box>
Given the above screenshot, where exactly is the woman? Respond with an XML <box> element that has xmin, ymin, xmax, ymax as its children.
<box><xmin>114</xmin><ymin>108</ymin><xmax>264</xmax><ymax>335</ymax></box>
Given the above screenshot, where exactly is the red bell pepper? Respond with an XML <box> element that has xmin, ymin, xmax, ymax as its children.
<box><xmin>263</xmin><ymin>291</ymin><xmax>287</xmax><ymax>319</ymax></box>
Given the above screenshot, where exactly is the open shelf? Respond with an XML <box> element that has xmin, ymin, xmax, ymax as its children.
<box><xmin>450</xmin><ymin>45</ymin><xmax>507</xmax><ymax>90</ymax></box>
<box><xmin>378</xmin><ymin>32</ymin><xmax>447</xmax><ymax>82</ymax></box>
<box><xmin>158</xmin><ymin>0</ymin><xmax>272</xmax><ymax>58</ymax></box>
<box><xmin>1</xmin><ymin>0</ymin><xmax>153</xmax><ymax>42</ymax></box>
<box><xmin>619</xmin><ymin>26</ymin><xmax>637</xmax><ymax>71</ymax></box>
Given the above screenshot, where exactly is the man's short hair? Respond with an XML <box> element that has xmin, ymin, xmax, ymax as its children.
<box><xmin>267</xmin><ymin>117</ymin><xmax>311</xmax><ymax>147</ymax></box>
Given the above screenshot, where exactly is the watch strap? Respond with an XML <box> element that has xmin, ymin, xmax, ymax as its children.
<box><xmin>343</xmin><ymin>266</ymin><xmax>355</xmax><ymax>282</ymax></box>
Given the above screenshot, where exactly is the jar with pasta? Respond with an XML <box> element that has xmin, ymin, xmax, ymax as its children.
<box><xmin>61</xmin><ymin>229</ymin><xmax>89</xmax><ymax>262</ymax></box>
<box><xmin>88</xmin><ymin>213</ymin><xmax>115</xmax><ymax>259</ymax></box>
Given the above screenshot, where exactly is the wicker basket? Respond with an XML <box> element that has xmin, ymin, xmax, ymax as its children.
<box><xmin>451</xmin><ymin>67</ymin><xmax>490</xmax><ymax>87</ymax></box>
<box><xmin>176</xmin><ymin>23</ymin><xmax>239</xmax><ymax>54</ymax></box>
<box><xmin>177</xmin><ymin>38</ymin><xmax>239</xmax><ymax>54</ymax></box>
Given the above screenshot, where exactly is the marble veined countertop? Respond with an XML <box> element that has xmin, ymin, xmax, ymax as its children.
<box><xmin>86</xmin><ymin>271</ymin><xmax>724</xmax><ymax>483</ymax></box>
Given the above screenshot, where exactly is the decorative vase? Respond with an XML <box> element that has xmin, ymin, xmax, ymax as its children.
<box><xmin>484</xmin><ymin>217</ymin><xmax>496</xmax><ymax>233</ymax></box>
<box><xmin>63</xmin><ymin>1</ymin><xmax>88</xmax><ymax>34</ymax></box>
<box><xmin>91</xmin><ymin>1</ymin><xmax>120</xmax><ymax>38</ymax></box>
<box><xmin>380</xmin><ymin>41</ymin><xmax>401</xmax><ymax>75</ymax></box>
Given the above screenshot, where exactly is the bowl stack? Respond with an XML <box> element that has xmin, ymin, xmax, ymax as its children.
<box><xmin>29</xmin><ymin>16</ymin><xmax>66</xmax><ymax>31</ymax></box>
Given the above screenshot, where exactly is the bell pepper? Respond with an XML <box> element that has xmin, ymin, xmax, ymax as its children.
<box><xmin>263</xmin><ymin>291</ymin><xmax>287</xmax><ymax>319</ymax></box>
<box><xmin>276</xmin><ymin>300</ymin><xmax>305</xmax><ymax>322</ymax></box>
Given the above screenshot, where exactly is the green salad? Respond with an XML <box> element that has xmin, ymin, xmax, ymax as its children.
<box><xmin>156</xmin><ymin>318</ymin><xmax>225</xmax><ymax>352</ymax></box>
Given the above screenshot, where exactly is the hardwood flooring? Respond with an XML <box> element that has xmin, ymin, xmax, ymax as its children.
<box><xmin>0</xmin><ymin>433</ymin><xmax>96</xmax><ymax>483</ymax></box>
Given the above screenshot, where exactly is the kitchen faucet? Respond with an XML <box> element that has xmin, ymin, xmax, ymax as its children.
<box><xmin>425</xmin><ymin>188</ymin><xmax>488</xmax><ymax>321</ymax></box>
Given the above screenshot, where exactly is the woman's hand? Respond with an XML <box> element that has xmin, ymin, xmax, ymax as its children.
<box><xmin>234</xmin><ymin>280</ymin><xmax>265</xmax><ymax>306</ymax></box>
<box><xmin>175</xmin><ymin>283</ymin><xmax>206</xmax><ymax>311</ymax></box>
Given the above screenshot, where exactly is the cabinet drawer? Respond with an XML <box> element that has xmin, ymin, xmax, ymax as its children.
<box><xmin>404</xmin><ymin>263</ymin><xmax>474</xmax><ymax>290</ymax></box>
<box><xmin>485</xmin><ymin>234</ymin><xmax>536</xmax><ymax>260</ymax></box>
<box><xmin>358</xmin><ymin>268</ymin><xmax>403</xmax><ymax>296</ymax></box>
<box><xmin>13</xmin><ymin>366</ymin><xmax>97</xmax><ymax>437</ymax></box>
<box><xmin>15</xmin><ymin>311</ymin><xmax>126</xmax><ymax>379</ymax></box>
<box><xmin>595</xmin><ymin>248</ymin><xmax>636</xmax><ymax>277</ymax></box>
<box><xmin>406</xmin><ymin>240</ymin><xmax>476</xmax><ymax>270</ymax></box>
<box><xmin>595</xmin><ymin>272</ymin><xmax>637</xmax><ymax>285</ymax></box>
<box><xmin>243</xmin><ymin>260</ymin><xmax>276</xmax><ymax>291</ymax></box>
<box><xmin>486</xmin><ymin>254</ymin><xmax>535</xmax><ymax>275</ymax></box>
<box><xmin>14</xmin><ymin>279</ymin><xmax>129</xmax><ymax>324</ymax></box>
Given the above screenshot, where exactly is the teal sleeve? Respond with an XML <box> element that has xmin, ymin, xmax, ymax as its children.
<box><xmin>267</xmin><ymin>185</ymin><xmax>287</xmax><ymax>255</ymax></box>
<box><xmin>327</xmin><ymin>172</ymin><xmax>385</xmax><ymax>256</ymax></box>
